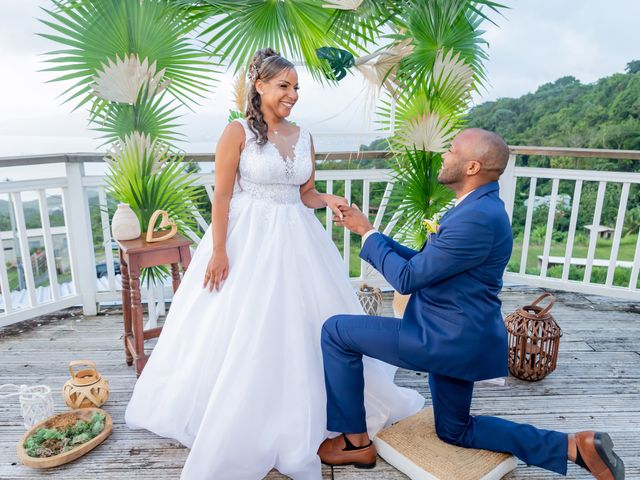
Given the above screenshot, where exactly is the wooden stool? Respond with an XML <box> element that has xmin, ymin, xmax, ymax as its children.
<box><xmin>117</xmin><ymin>233</ymin><xmax>192</xmax><ymax>376</ymax></box>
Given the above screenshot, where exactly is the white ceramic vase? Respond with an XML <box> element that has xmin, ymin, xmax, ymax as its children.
<box><xmin>111</xmin><ymin>203</ymin><xmax>141</xmax><ymax>241</ymax></box>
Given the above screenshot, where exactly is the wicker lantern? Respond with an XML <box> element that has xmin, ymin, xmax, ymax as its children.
<box><xmin>63</xmin><ymin>360</ymin><xmax>110</xmax><ymax>409</ymax></box>
<box><xmin>504</xmin><ymin>293</ymin><xmax>562</xmax><ymax>381</ymax></box>
<box><xmin>357</xmin><ymin>283</ymin><xmax>384</xmax><ymax>316</ymax></box>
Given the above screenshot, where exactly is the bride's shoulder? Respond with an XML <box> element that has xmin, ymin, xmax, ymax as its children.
<box><xmin>217</xmin><ymin>120</ymin><xmax>246</xmax><ymax>151</ymax></box>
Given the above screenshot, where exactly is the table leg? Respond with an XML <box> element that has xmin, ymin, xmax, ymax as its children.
<box><xmin>170</xmin><ymin>263</ymin><xmax>180</xmax><ymax>293</ymax></box>
<box><xmin>128</xmin><ymin>261</ymin><xmax>146</xmax><ymax>376</ymax></box>
<box><xmin>119</xmin><ymin>250</ymin><xmax>133</xmax><ymax>366</ymax></box>
<box><xmin>179</xmin><ymin>245</ymin><xmax>191</xmax><ymax>271</ymax></box>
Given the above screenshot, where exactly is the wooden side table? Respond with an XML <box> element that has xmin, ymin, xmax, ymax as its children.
<box><xmin>117</xmin><ymin>233</ymin><xmax>192</xmax><ymax>376</ymax></box>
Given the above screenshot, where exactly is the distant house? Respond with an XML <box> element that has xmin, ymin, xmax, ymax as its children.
<box><xmin>584</xmin><ymin>224</ymin><xmax>614</xmax><ymax>240</ymax></box>
<box><xmin>523</xmin><ymin>194</ymin><xmax>572</xmax><ymax>211</ymax></box>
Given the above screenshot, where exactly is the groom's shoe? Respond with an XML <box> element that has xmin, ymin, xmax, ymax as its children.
<box><xmin>318</xmin><ymin>434</ymin><xmax>377</xmax><ymax>469</ymax></box>
<box><xmin>574</xmin><ymin>431</ymin><xmax>625</xmax><ymax>479</ymax></box>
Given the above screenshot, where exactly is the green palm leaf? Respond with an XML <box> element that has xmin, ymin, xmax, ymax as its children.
<box><xmin>390</xmin><ymin>148</ymin><xmax>454</xmax><ymax>248</ymax></box>
<box><xmin>39</xmin><ymin>0</ymin><xmax>218</xmax><ymax>111</ymax></box>
<box><xmin>105</xmin><ymin>134</ymin><xmax>205</xmax><ymax>284</ymax></box>
<box><xmin>177</xmin><ymin>0</ymin><xmax>365</xmax><ymax>82</ymax></box>
<box><xmin>93</xmin><ymin>88</ymin><xmax>183</xmax><ymax>146</ymax></box>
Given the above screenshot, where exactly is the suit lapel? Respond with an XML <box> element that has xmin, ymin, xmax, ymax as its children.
<box><xmin>418</xmin><ymin>182</ymin><xmax>500</xmax><ymax>252</ymax></box>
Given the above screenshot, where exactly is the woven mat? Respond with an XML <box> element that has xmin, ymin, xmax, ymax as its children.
<box><xmin>375</xmin><ymin>408</ymin><xmax>517</xmax><ymax>480</ymax></box>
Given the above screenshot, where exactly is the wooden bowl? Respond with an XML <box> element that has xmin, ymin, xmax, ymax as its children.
<box><xmin>16</xmin><ymin>407</ymin><xmax>112</xmax><ymax>469</ymax></box>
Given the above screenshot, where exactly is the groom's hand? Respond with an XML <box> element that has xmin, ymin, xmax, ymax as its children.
<box><xmin>333</xmin><ymin>204</ymin><xmax>374</xmax><ymax>237</ymax></box>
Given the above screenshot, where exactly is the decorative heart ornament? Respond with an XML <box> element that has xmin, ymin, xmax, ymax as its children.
<box><xmin>146</xmin><ymin>210</ymin><xmax>178</xmax><ymax>243</ymax></box>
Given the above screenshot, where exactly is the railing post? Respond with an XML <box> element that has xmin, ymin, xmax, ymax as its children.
<box><xmin>499</xmin><ymin>153</ymin><xmax>517</xmax><ymax>222</ymax></box>
<box><xmin>63</xmin><ymin>162</ymin><xmax>97</xmax><ymax>316</ymax></box>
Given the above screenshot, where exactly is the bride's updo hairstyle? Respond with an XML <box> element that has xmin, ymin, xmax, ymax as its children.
<box><xmin>245</xmin><ymin>48</ymin><xmax>295</xmax><ymax>145</ymax></box>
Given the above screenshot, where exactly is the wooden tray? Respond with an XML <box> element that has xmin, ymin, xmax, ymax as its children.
<box><xmin>16</xmin><ymin>407</ymin><xmax>112</xmax><ymax>469</ymax></box>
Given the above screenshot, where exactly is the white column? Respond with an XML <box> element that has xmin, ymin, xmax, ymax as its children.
<box><xmin>62</xmin><ymin>162</ymin><xmax>97</xmax><ymax>316</ymax></box>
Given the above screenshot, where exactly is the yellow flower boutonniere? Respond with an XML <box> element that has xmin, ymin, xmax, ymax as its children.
<box><xmin>422</xmin><ymin>218</ymin><xmax>439</xmax><ymax>235</ymax></box>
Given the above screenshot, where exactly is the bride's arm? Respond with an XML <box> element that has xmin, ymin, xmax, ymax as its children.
<box><xmin>204</xmin><ymin>121</ymin><xmax>243</xmax><ymax>292</ymax></box>
<box><xmin>300</xmin><ymin>135</ymin><xmax>348</xmax><ymax>216</ymax></box>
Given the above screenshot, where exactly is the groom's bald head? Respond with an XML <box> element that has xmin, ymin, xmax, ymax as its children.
<box><xmin>439</xmin><ymin>128</ymin><xmax>510</xmax><ymax>189</ymax></box>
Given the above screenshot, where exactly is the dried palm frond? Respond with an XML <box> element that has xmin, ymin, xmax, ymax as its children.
<box><xmin>396</xmin><ymin>112</ymin><xmax>457</xmax><ymax>153</ymax></box>
<box><xmin>92</xmin><ymin>54</ymin><xmax>170</xmax><ymax>104</ymax></box>
<box><xmin>355</xmin><ymin>38</ymin><xmax>414</xmax><ymax>95</ymax></box>
<box><xmin>233</xmin><ymin>67</ymin><xmax>248</xmax><ymax>113</ymax></box>
<box><xmin>104</xmin><ymin>131</ymin><xmax>169</xmax><ymax>175</ymax></box>
<box><xmin>322</xmin><ymin>0</ymin><xmax>364</xmax><ymax>10</ymax></box>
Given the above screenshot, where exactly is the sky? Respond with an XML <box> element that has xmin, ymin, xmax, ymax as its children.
<box><xmin>0</xmin><ymin>0</ymin><xmax>638</xmax><ymax>171</ymax></box>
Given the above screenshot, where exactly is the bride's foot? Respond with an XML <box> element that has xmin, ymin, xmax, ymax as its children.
<box><xmin>318</xmin><ymin>433</ymin><xmax>377</xmax><ymax>469</ymax></box>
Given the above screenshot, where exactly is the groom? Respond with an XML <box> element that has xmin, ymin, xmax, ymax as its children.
<box><xmin>318</xmin><ymin>128</ymin><xmax>624</xmax><ymax>479</ymax></box>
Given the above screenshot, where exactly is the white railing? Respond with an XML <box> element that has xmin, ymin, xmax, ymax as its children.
<box><xmin>0</xmin><ymin>147</ymin><xmax>638</xmax><ymax>327</ymax></box>
<box><xmin>500</xmin><ymin>147</ymin><xmax>640</xmax><ymax>300</ymax></box>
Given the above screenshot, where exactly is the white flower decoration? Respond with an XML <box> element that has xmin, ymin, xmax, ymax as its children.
<box><xmin>92</xmin><ymin>54</ymin><xmax>170</xmax><ymax>104</ymax></box>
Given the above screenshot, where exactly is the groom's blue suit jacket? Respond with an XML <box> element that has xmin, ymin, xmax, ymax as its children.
<box><xmin>360</xmin><ymin>181</ymin><xmax>513</xmax><ymax>382</ymax></box>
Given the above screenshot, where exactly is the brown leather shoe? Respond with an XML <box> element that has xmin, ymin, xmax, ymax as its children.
<box><xmin>318</xmin><ymin>434</ymin><xmax>377</xmax><ymax>469</ymax></box>
<box><xmin>574</xmin><ymin>431</ymin><xmax>625</xmax><ymax>479</ymax></box>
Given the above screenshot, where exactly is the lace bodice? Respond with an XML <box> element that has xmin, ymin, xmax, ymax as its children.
<box><xmin>234</xmin><ymin>119</ymin><xmax>312</xmax><ymax>204</ymax></box>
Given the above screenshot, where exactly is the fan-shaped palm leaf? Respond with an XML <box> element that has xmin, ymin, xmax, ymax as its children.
<box><xmin>396</xmin><ymin>112</ymin><xmax>457</xmax><ymax>153</ymax></box>
<box><xmin>354</xmin><ymin>38</ymin><xmax>413</xmax><ymax>94</ymax></box>
<box><xmin>390</xmin><ymin>0</ymin><xmax>497</xmax><ymax>96</ymax></box>
<box><xmin>39</xmin><ymin>0</ymin><xmax>217</xmax><ymax>111</ymax></box>
<box><xmin>94</xmin><ymin>88</ymin><xmax>183</xmax><ymax>146</ymax></box>
<box><xmin>92</xmin><ymin>54</ymin><xmax>171</xmax><ymax>104</ymax></box>
<box><xmin>105</xmin><ymin>134</ymin><xmax>204</xmax><ymax>284</ymax></box>
<box><xmin>179</xmin><ymin>0</ymin><xmax>366</xmax><ymax>82</ymax></box>
<box><xmin>322</xmin><ymin>0</ymin><xmax>364</xmax><ymax>10</ymax></box>
<box><xmin>390</xmin><ymin>148</ymin><xmax>454</xmax><ymax>248</ymax></box>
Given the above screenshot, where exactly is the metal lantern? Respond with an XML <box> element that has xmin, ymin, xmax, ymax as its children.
<box><xmin>357</xmin><ymin>283</ymin><xmax>384</xmax><ymax>316</ymax></box>
<box><xmin>504</xmin><ymin>293</ymin><xmax>562</xmax><ymax>381</ymax></box>
<box><xmin>63</xmin><ymin>360</ymin><xmax>110</xmax><ymax>409</ymax></box>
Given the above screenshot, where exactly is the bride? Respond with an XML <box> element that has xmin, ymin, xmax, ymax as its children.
<box><xmin>125</xmin><ymin>48</ymin><xmax>423</xmax><ymax>479</ymax></box>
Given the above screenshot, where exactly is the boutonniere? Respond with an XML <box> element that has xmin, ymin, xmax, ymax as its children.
<box><xmin>422</xmin><ymin>218</ymin><xmax>440</xmax><ymax>236</ymax></box>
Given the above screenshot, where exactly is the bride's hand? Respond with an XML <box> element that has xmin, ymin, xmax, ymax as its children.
<box><xmin>203</xmin><ymin>251</ymin><xmax>229</xmax><ymax>292</ymax></box>
<box><xmin>324</xmin><ymin>194</ymin><xmax>349</xmax><ymax>220</ymax></box>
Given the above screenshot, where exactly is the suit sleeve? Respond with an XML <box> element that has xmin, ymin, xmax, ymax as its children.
<box><xmin>360</xmin><ymin>213</ymin><xmax>494</xmax><ymax>294</ymax></box>
<box><xmin>379</xmin><ymin>233</ymin><xmax>420</xmax><ymax>260</ymax></box>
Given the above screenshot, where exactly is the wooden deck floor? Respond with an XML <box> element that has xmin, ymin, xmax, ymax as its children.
<box><xmin>1</xmin><ymin>287</ymin><xmax>638</xmax><ymax>479</ymax></box>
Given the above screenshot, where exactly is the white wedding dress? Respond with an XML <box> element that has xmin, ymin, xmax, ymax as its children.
<box><xmin>125</xmin><ymin>119</ymin><xmax>424</xmax><ymax>479</ymax></box>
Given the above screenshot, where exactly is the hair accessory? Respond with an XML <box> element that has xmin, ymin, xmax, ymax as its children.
<box><xmin>248</xmin><ymin>63</ymin><xmax>259</xmax><ymax>83</ymax></box>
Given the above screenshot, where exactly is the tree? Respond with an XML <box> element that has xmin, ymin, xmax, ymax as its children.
<box><xmin>625</xmin><ymin>60</ymin><xmax>640</xmax><ymax>74</ymax></box>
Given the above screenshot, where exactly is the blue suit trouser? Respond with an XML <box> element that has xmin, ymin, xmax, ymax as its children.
<box><xmin>321</xmin><ymin>314</ymin><xmax>569</xmax><ymax>475</ymax></box>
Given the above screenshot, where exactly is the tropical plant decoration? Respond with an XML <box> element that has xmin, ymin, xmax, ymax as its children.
<box><xmin>369</xmin><ymin>0</ymin><xmax>503</xmax><ymax>247</ymax></box>
<box><xmin>39</xmin><ymin>0</ymin><xmax>215</xmax><ymax>283</ymax></box>
<box><xmin>105</xmin><ymin>132</ymin><xmax>203</xmax><ymax>284</ymax></box>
